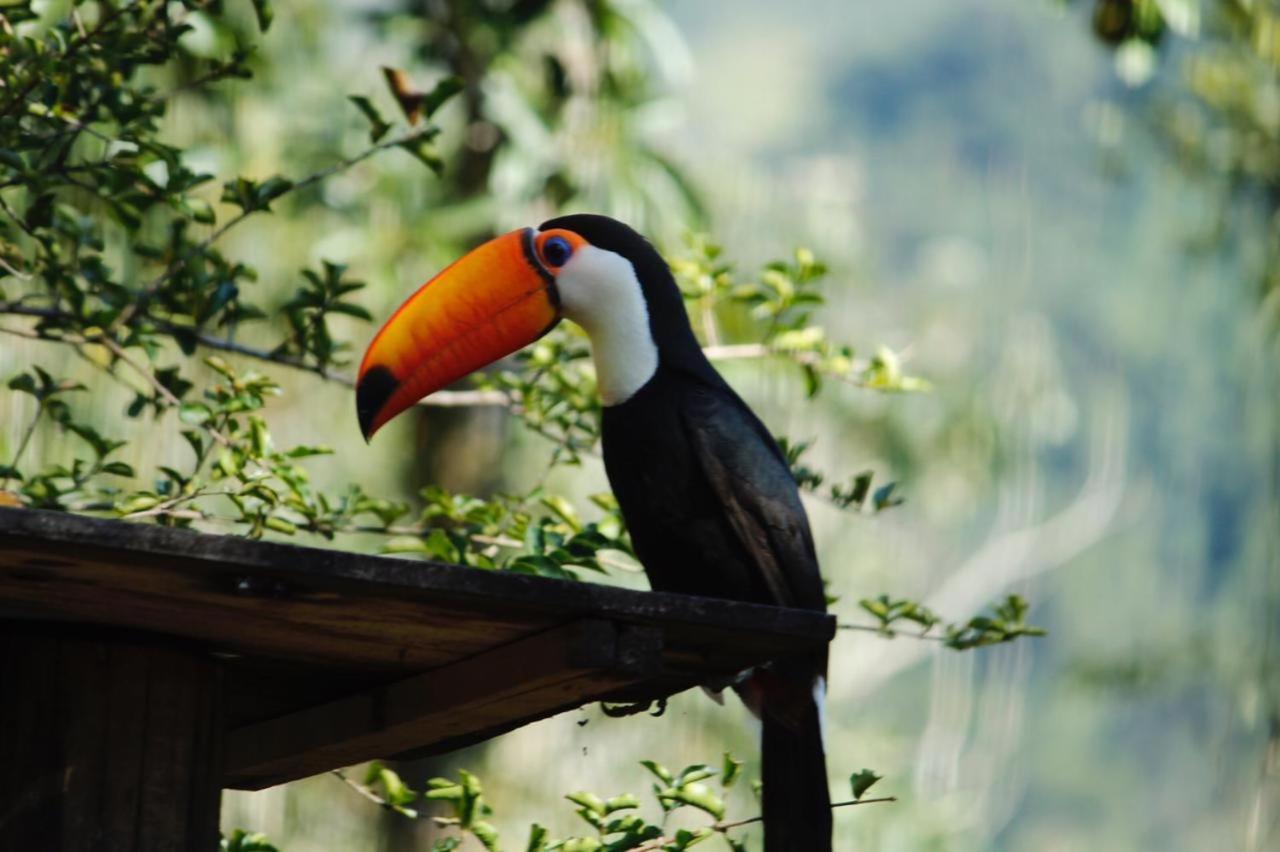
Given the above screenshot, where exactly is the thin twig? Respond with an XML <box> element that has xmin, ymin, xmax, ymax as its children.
<box><xmin>704</xmin><ymin>342</ymin><xmax>880</xmax><ymax>390</ymax></box>
<box><xmin>838</xmin><ymin>623</ymin><xmax>950</xmax><ymax>642</ymax></box>
<box><xmin>0</xmin><ymin>255</ymin><xmax>31</xmax><ymax>280</ymax></box>
<box><xmin>108</xmin><ymin>125</ymin><xmax>441</xmax><ymax>335</ymax></box>
<box><xmin>334</xmin><ymin>765</ymin><xmax>896</xmax><ymax>847</ymax></box>
<box><xmin>161</xmin><ymin>63</ymin><xmax>245</xmax><ymax>100</ymax></box>
<box><xmin>180</xmin><ymin>329</ymin><xmax>508</xmax><ymax>406</ymax></box>
<box><xmin>468</xmin><ymin>532</ymin><xmax>642</xmax><ymax>573</ymax></box>
<box><xmin>0</xmin><ymin>306</ymin><xmax>506</xmax><ymax>407</ymax></box>
<box><xmin>0</xmin><ymin>407</ymin><xmax>41</xmax><ymax>490</ymax></box>
<box><xmin>631</xmin><ymin>797</ymin><xmax>898</xmax><ymax>851</ymax></box>
<box><xmin>0</xmin><ymin>324</ymin><xmax>42</xmax><ymax>341</ymax></box>
<box><xmin>0</xmin><ymin>193</ymin><xmax>38</xmax><ymax>240</ymax></box>
<box><xmin>331</xmin><ymin>769</ymin><xmax>407</xmax><ymax>813</ymax></box>
<box><xmin>118</xmin><ymin>489</ymin><xmax>232</xmax><ymax>521</ymax></box>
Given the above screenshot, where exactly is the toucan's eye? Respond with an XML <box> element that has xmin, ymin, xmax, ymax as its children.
<box><xmin>541</xmin><ymin>235</ymin><xmax>573</xmax><ymax>267</ymax></box>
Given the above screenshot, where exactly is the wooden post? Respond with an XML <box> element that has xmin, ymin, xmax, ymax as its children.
<box><xmin>0</xmin><ymin>625</ymin><xmax>225</xmax><ymax>851</ymax></box>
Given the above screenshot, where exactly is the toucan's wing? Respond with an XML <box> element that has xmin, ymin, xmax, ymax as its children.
<box><xmin>683</xmin><ymin>385</ymin><xmax>826</xmax><ymax>612</ymax></box>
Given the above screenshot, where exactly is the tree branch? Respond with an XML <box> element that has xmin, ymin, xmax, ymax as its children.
<box><xmin>0</xmin><ymin>0</ymin><xmax>132</xmax><ymax>117</ymax></box>
<box><xmin>330</xmin><ymin>767</ymin><xmax>896</xmax><ymax>848</ymax></box>
<box><xmin>838</xmin><ymin>622</ymin><xmax>950</xmax><ymax>642</ymax></box>
<box><xmin>704</xmin><ymin>342</ymin><xmax>885</xmax><ymax>390</ymax></box>
<box><xmin>107</xmin><ymin>124</ymin><xmax>442</xmax><ymax>335</ymax></box>
<box><xmin>630</xmin><ymin>796</ymin><xmax>898</xmax><ymax>850</ymax></box>
<box><xmin>0</xmin><ymin>305</ymin><xmax>504</xmax><ymax>407</ymax></box>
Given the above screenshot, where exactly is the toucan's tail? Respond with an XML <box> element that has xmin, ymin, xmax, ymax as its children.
<box><xmin>739</xmin><ymin>656</ymin><xmax>832</xmax><ymax>852</ymax></box>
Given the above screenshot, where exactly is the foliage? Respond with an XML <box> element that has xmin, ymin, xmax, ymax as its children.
<box><xmin>367</xmin><ymin>0</ymin><xmax>707</xmax><ymax>240</ymax></box>
<box><xmin>0</xmin><ymin>0</ymin><xmax>921</xmax><ymax>565</ymax></box>
<box><xmin>347</xmin><ymin>756</ymin><xmax>895</xmax><ymax>852</ymax></box>
<box><xmin>1066</xmin><ymin>0</ymin><xmax>1280</xmax><ymax>298</ymax></box>
<box><xmin>1</xmin><ymin>3</ymin><xmax>1049</xmax><ymax>845</ymax></box>
<box><xmin>854</xmin><ymin>593</ymin><xmax>1048</xmax><ymax>650</ymax></box>
<box><xmin>221</xmin><ymin>829</ymin><xmax>280</xmax><ymax>852</ymax></box>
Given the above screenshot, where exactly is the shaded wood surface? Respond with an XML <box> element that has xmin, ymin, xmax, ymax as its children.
<box><xmin>0</xmin><ymin>626</ymin><xmax>224</xmax><ymax>850</ymax></box>
<box><xmin>0</xmin><ymin>507</ymin><xmax>834</xmax><ymax>791</ymax></box>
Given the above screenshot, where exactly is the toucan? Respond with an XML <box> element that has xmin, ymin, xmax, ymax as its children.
<box><xmin>356</xmin><ymin>214</ymin><xmax>832</xmax><ymax>851</ymax></box>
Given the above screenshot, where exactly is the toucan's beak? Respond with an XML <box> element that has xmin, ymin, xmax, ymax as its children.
<box><xmin>356</xmin><ymin>228</ymin><xmax>559</xmax><ymax>439</ymax></box>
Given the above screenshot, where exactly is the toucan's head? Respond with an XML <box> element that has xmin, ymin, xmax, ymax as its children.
<box><xmin>356</xmin><ymin>214</ymin><xmax>699</xmax><ymax>440</ymax></box>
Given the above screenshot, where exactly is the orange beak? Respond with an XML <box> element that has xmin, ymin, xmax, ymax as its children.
<box><xmin>356</xmin><ymin>228</ymin><xmax>560</xmax><ymax>439</ymax></box>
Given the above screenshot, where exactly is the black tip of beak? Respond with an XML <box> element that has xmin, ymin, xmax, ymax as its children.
<box><xmin>356</xmin><ymin>365</ymin><xmax>400</xmax><ymax>441</ymax></box>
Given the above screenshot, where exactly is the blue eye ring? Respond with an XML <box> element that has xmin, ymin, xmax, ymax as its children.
<box><xmin>541</xmin><ymin>235</ymin><xmax>573</xmax><ymax>267</ymax></box>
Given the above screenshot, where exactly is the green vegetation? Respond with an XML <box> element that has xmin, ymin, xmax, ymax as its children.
<box><xmin>0</xmin><ymin>1</ymin><xmax>1053</xmax><ymax>849</ymax></box>
<box><xmin>2</xmin><ymin>0</ymin><xmax>1274</xmax><ymax>849</ymax></box>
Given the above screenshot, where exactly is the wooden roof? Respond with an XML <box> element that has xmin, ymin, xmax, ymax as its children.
<box><xmin>0</xmin><ymin>507</ymin><xmax>833</xmax><ymax>790</ymax></box>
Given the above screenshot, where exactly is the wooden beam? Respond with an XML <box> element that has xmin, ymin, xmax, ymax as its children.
<box><xmin>0</xmin><ymin>507</ymin><xmax>835</xmax><ymax>798</ymax></box>
<box><xmin>226</xmin><ymin>620</ymin><xmax>661</xmax><ymax>790</ymax></box>
<box><xmin>0</xmin><ymin>507</ymin><xmax>834</xmax><ymax>660</ymax></box>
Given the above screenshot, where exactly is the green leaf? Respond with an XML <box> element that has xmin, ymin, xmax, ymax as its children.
<box><xmin>0</xmin><ymin>149</ymin><xmax>25</xmax><ymax>171</ymax></box>
<box><xmin>850</xmin><ymin>768</ymin><xmax>883</xmax><ymax>801</ymax></box>
<box><xmin>721</xmin><ymin>752</ymin><xmax>743</xmax><ymax>788</ymax></box>
<box><xmin>7</xmin><ymin>373</ymin><xmax>37</xmax><ymax>396</ymax></box>
<box><xmin>217</xmin><ymin>449</ymin><xmax>242</xmax><ymax>478</ymax></box>
<box><xmin>640</xmin><ymin>760</ymin><xmax>673</xmax><ymax>784</ymax></box>
<box><xmin>264</xmin><ymin>516</ymin><xmax>297</xmax><ymax>535</ymax></box>
<box><xmin>250</xmin><ymin>0</ymin><xmax>274</xmax><ymax>32</ymax></box>
<box><xmin>660</xmin><ymin>782</ymin><xmax>724</xmax><ymax>819</ymax></box>
<box><xmin>525</xmin><ymin>824</ymin><xmax>549</xmax><ymax>852</ymax></box>
<box><xmin>540</xmin><ymin>494</ymin><xmax>581</xmax><ymax>531</ymax></box>
<box><xmin>254</xmin><ymin>176</ymin><xmax>294</xmax><ymax>208</ymax></box>
<box><xmin>188</xmin><ymin>198</ymin><xmax>216</xmax><ymax>224</ymax></box>
<box><xmin>221</xmin><ymin>829</ymin><xmax>279</xmax><ymax>852</ymax></box>
<box><xmin>675</xmin><ymin>764</ymin><xmax>716</xmax><ymax>786</ymax></box>
<box><xmin>671</xmin><ymin>827</ymin><xmax>713</xmax><ymax>849</ymax></box>
<box><xmin>425</xmin><ymin>778</ymin><xmax>463</xmax><ymax>801</ymax></box>
<box><xmin>329</xmin><ymin>301</ymin><xmax>374</xmax><ymax>320</ymax></box>
<box><xmin>565</xmin><ymin>791</ymin><xmax>606</xmax><ymax>815</ymax></box>
<box><xmin>349</xmin><ymin>95</ymin><xmax>391</xmax><ymax>143</ymax></box>
<box><xmin>119</xmin><ymin>494</ymin><xmax>160</xmax><ymax>514</ymax></box>
<box><xmin>602</xmin><ymin>793</ymin><xmax>640</xmax><ymax>813</ymax></box>
<box><xmin>507</xmin><ymin>555</ymin><xmax>576</xmax><ymax>579</ymax></box>
<box><xmin>559</xmin><ymin>839</ymin><xmax>602</xmax><ymax>852</ymax></box>
<box><xmin>470</xmin><ymin>821</ymin><xmax>499</xmax><ymax>851</ymax></box>
<box><xmin>859</xmin><ymin>596</ymin><xmax>891</xmax><ymax>621</ymax></box>
<box><xmin>179</xmin><ymin>403</ymin><xmax>212</xmax><ymax>425</ymax></box>
<box><xmin>181</xmin><ymin>430</ymin><xmax>205</xmax><ymax>460</ymax></box>
<box><xmin>421</xmin><ymin>76</ymin><xmax>464</xmax><ymax>118</ymax></box>
<box><xmin>872</xmin><ymin>481</ymin><xmax>904</xmax><ymax>511</ymax></box>
<box><xmin>285</xmin><ymin>444</ymin><xmax>334</xmax><ymax>458</ymax></box>
<box><xmin>398</xmin><ymin>134</ymin><xmax>445</xmax><ymax>174</ymax></box>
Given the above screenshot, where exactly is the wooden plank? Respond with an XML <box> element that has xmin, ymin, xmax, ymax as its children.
<box><xmin>0</xmin><ymin>625</ymin><xmax>224</xmax><ymax>851</ymax></box>
<box><xmin>0</xmin><ymin>507</ymin><xmax>833</xmax><ymax>651</ymax></box>
<box><xmin>0</xmin><ymin>539</ymin><xmax>544</xmax><ymax>674</ymax></box>
<box><xmin>0</xmin><ymin>507</ymin><xmax>835</xmax><ymax>791</ymax></box>
<box><xmin>226</xmin><ymin>620</ymin><xmax>658</xmax><ymax>790</ymax></box>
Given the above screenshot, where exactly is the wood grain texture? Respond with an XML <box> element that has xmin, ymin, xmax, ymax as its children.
<box><xmin>227</xmin><ymin>620</ymin><xmax>654</xmax><ymax>789</ymax></box>
<box><xmin>0</xmin><ymin>507</ymin><xmax>835</xmax><ymax>796</ymax></box>
<box><xmin>0</xmin><ymin>626</ymin><xmax>224</xmax><ymax>851</ymax></box>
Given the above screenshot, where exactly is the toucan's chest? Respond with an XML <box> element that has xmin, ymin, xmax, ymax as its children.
<box><xmin>600</xmin><ymin>372</ymin><xmax>704</xmax><ymax>521</ymax></box>
<box><xmin>599</xmin><ymin>369</ymin><xmax>778</xmax><ymax>603</ymax></box>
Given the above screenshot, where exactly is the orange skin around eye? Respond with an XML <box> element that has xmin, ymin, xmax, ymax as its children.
<box><xmin>356</xmin><ymin>227</ymin><xmax>565</xmax><ymax>439</ymax></box>
<box><xmin>533</xmin><ymin>228</ymin><xmax>589</xmax><ymax>270</ymax></box>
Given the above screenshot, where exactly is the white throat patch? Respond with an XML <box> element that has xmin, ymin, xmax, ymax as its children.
<box><xmin>552</xmin><ymin>243</ymin><xmax>659</xmax><ymax>406</ymax></box>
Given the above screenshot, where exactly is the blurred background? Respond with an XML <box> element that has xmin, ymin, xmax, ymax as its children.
<box><xmin>4</xmin><ymin>0</ymin><xmax>1278</xmax><ymax>849</ymax></box>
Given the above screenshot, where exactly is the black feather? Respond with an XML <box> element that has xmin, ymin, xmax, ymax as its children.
<box><xmin>571</xmin><ymin>216</ymin><xmax>833</xmax><ymax>852</ymax></box>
